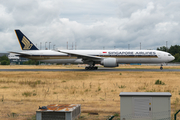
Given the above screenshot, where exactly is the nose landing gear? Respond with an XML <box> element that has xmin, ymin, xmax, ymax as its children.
<box><xmin>160</xmin><ymin>64</ymin><xmax>163</xmax><ymax>70</ymax></box>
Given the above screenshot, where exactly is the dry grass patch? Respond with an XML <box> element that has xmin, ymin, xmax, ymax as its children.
<box><xmin>0</xmin><ymin>70</ymin><xmax>180</xmax><ymax>119</ymax></box>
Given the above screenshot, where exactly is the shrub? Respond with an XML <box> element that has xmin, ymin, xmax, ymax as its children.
<box><xmin>22</xmin><ymin>92</ymin><xmax>32</xmax><ymax>97</ymax></box>
<box><xmin>155</xmin><ymin>80</ymin><xmax>165</xmax><ymax>85</ymax></box>
<box><xmin>118</xmin><ymin>85</ymin><xmax>126</xmax><ymax>88</ymax></box>
<box><xmin>114</xmin><ymin>113</ymin><xmax>119</xmax><ymax>117</ymax></box>
<box><xmin>98</xmin><ymin>86</ymin><xmax>101</xmax><ymax>91</ymax></box>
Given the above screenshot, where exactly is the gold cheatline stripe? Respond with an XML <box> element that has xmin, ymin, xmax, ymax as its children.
<box><xmin>24</xmin><ymin>55</ymin><xmax>158</xmax><ymax>60</ymax></box>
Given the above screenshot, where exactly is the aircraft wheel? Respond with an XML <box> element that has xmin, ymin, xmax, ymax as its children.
<box><xmin>85</xmin><ymin>67</ymin><xmax>98</xmax><ymax>70</ymax></box>
<box><xmin>160</xmin><ymin>66</ymin><xmax>163</xmax><ymax>70</ymax></box>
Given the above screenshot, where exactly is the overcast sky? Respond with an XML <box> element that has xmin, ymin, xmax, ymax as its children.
<box><xmin>0</xmin><ymin>0</ymin><xmax>180</xmax><ymax>52</ymax></box>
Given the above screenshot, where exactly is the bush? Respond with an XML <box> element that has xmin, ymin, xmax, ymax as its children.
<box><xmin>22</xmin><ymin>92</ymin><xmax>32</xmax><ymax>97</ymax></box>
<box><xmin>0</xmin><ymin>55</ymin><xmax>10</xmax><ymax>65</ymax></box>
<box><xmin>1</xmin><ymin>60</ymin><xmax>8</xmax><ymax>65</ymax></box>
<box><xmin>155</xmin><ymin>80</ymin><xmax>165</xmax><ymax>85</ymax></box>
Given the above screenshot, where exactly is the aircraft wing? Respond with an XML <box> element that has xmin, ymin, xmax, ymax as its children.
<box><xmin>56</xmin><ymin>50</ymin><xmax>102</xmax><ymax>60</ymax></box>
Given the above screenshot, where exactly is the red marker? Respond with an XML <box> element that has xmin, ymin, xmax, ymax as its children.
<box><xmin>103</xmin><ymin>52</ymin><xmax>107</xmax><ymax>53</ymax></box>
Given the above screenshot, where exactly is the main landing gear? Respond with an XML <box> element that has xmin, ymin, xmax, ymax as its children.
<box><xmin>85</xmin><ymin>66</ymin><xmax>98</xmax><ymax>70</ymax></box>
<box><xmin>85</xmin><ymin>62</ymin><xmax>98</xmax><ymax>70</ymax></box>
<box><xmin>160</xmin><ymin>64</ymin><xmax>163</xmax><ymax>70</ymax></box>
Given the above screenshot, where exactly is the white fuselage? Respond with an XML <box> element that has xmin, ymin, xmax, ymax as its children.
<box><xmin>17</xmin><ymin>50</ymin><xmax>175</xmax><ymax>65</ymax></box>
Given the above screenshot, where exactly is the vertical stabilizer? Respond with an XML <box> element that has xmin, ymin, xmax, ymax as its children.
<box><xmin>15</xmin><ymin>30</ymin><xmax>38</xmax><ymax>50</ymax></box>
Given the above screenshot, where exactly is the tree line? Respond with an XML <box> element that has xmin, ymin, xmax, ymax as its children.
<box><xmin>157</xmin><ymin>45</ymin><xmax>180</xmax><ymax>62</ymax></box>
<box><xmin>0</xmin><ymin>55</ymin><xmax>40</xmax><ymax>65</ymax></box>
<box><xmin>0</xmin><ymin>55</ymin><xmax>10</xmax><ymax>65</ymax></box>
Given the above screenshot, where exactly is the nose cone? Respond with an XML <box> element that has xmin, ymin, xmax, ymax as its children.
<box><xmin>172</xmin><ymin>56</ymin><xmax>175</xmax><ymax>61</ymax></box>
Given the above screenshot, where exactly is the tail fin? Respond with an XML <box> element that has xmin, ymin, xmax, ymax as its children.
<box><xmin>15</xmin><ymin>30</ymin><xmax>39</xmax><ymax>50</ymax></box>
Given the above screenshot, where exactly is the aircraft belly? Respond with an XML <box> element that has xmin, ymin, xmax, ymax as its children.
<box><xmin>116</xmin><ymin>58</ymin><xmax>159</xmax><ymax>63</ymax></box>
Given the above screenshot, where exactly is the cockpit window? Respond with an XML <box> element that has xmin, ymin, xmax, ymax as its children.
<box><xmin>168</xmin><ymin>54</ymin><xmax>172</xmax><ymax>56</ymax></box>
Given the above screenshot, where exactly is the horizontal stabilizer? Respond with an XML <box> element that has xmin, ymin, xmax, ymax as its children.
<box><xmin>9</xmin><ymin>51</ymin><xmax>31</xmax><ymax>56</ymax></box>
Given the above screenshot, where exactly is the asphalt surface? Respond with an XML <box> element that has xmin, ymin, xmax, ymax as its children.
<box><xmin>0</xmin><ymin>68</ymin><xmax>180</xmax><ymax>72</ymax></box>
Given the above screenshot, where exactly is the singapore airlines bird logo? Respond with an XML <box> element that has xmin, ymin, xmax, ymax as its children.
<box><xmin>22</xmin><ymin>36</ymin><xmax>33</xmax><ymax>50</ymax></box>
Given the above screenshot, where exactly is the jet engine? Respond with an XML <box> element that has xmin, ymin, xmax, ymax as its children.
<box><xmin>101</xmin><ymin>58</ymin><xmax>119</xmax><ymax>67</ymax></box>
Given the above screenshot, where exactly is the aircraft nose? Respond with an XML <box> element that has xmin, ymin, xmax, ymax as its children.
<box><xmin>172</xmin><ymin>56</ymin><xmax>175</xmax><ymax>60</ymax></box>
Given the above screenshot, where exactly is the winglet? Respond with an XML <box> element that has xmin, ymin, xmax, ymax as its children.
<box><xmin>15</xmin><ymin>30</ymin><xmax>39</xmax><ymax>50</ymax></box>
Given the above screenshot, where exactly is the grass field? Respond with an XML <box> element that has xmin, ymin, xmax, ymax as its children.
<box><xmin>0</xmin><ymin>65</ymin><xmax>180</xmax><ymax>120</ymax></box>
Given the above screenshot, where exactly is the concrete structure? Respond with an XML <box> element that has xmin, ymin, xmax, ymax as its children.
<box><xmin>120</xmin><ymin>92</ymin><xmax>171</xmax><ymax>120</ymax></box>
<box><xmin>8</xmin><ymin>53</ymin><xmax>28</xmax><ymax>65</ymax></box>
<box><xmin>36</xmin><ymin>104</ymin><xmax>81</xmax><ymax>120</ymax></box>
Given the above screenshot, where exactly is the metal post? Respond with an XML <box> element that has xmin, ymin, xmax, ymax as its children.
<box><xmin>72</xmin><ymin>42</ymin><xmax>73</xmax><ymax>50</ymax></box>
<box><xmin>40</xmin><ymin>42</ymin><xmax>42</xmax><ymax>50</ymax></box>
<box><xmin>53</xmin><ymin>45</ymin><xmax>55</xmax><ymax>50</ymax></box>
<box><xmin>75</xmin><ymin>42</ymin><xmax>76</xmax><ymax>50</ymax></box>
<box><xmin>49</xmin><ymin>42</ymin><xmax>51</xmax><ymax>50</ymax></box>
<box><xmin>45</xmin><ymin>42</ymin><xmax>47</xmax><ymax>50</ymax></box>
<box><xmin>174</xmin><ymin>110</ymin><xmax>180</xmax><ymax>120</ymax></box>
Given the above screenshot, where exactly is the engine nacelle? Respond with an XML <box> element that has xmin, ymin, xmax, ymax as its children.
<box><xmin>101</xmin><ymin>58</ymin><xmax>119</xmax><ymax>67</ymax></box>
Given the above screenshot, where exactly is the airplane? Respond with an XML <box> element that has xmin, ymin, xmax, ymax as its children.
<box><xmin>10</xmin><ymin>30</ymin><xmax>175</xmax><ymax>70</ymax></box>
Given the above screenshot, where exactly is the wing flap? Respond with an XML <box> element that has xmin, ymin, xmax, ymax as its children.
<box><xmin>56</xmin><ymin>50</ymin><xmax>102</xmax><ymax>60</ymax></box>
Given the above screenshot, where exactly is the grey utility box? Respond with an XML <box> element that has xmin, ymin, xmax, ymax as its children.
<box><xmin>36</xmin><ymin>104</ymin><xmax>81</xmax><ymax>120</ymax></box>
<box><xmin>120</xmin><ymin>92</ymin><xmax>171</xmax><ymax>120</ymax></box>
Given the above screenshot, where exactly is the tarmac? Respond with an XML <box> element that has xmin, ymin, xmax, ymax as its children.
<box><xmin>0</xmin><ymin>68</ymin><xmax>180</xmax><ymax>72</ymax></box>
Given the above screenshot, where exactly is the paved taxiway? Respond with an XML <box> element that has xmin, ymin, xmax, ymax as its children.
<box><xmin>0</xmin><ymin>68</ymin><xmax>180</xmax><ymax>72</ymax></box>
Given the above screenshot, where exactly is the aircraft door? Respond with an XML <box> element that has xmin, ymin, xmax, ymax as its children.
<box><xmin>158</xmin><ymin>54</ymin><xmax>161</xmax><ymax>59</ymax></box>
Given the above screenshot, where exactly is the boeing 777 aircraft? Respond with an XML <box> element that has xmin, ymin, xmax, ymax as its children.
<box><xmin>10</xmin><ymin>30</ymin><xmax>175</xmax><ymax>70</ymax></box>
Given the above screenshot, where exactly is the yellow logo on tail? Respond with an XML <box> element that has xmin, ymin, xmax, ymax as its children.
<box><xmin>22</xmin><ymin>36</ymin><xmax>33</xmax><ymax>50</ymax></box>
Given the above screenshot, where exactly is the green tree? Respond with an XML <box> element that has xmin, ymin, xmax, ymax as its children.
<box><xmin>168</xmin><ymin>45</ymin><xmax>180</xmax><ymax>55</ymax></box>
<box><xmin>0</xmin><ymin>55</ymin><xmax>10</xmax><ymax>65</ymax></box>
<box><xmin>157</xmin><ymin>46</ymin><xmax>168</xmax><ymax>52</ymax></box>
<box><xmin>174</xmin><ymin>53</ymin><xmax>180</xmax><ymax>62</ymax></box>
